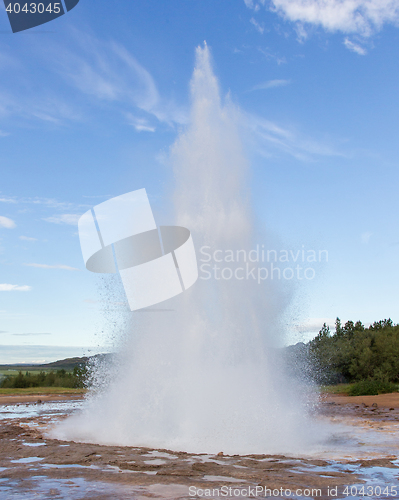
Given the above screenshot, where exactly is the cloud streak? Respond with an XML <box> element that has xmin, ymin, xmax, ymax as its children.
<box><xmin>0</xmin><ymin>216</ymin><xmax>16</xmax><ymax>229</ymax></box>
<box><xmin>249</xmin><ymin>79</ymin><xmax>291</xmax><ymax>91</ymax></box>
<box><xmin>57</xmin><ymin>35</ymin><xmax>160</xmax><ymax>113</ymax></box>
<box><xmin>0</xmin><ymin>88</ymin><xmax>81</xmax><ymax>126</ymax></box>
<box><xmin>244</xmin><ymin>0</ymin><xmax>261</xmax><ymax>11</ymax></box>
<box><xmin>243</xmin><ymin>112</ymin><xmax>346</xmax><ymax>161</ymax></box>
<box><xmin>269</xmin><ymin>0</ymin><xmax>399</xmax><ymax>36</ymax></box>
<box><xmin>292</xmin><ymin>317</ymin><xmax>336</xmax><ymax>334</ymax></box>
<box><xmin>250</xmin><ymin>17</ymin><xmax>265</xmax><ymax>33</ymax></box>
<box><xmin>245</xmin><ymin>0</ymin><xmax>399</xmax><ymax>52</ymax></box>
<box><xmin>361</xmin><ymin>231</ymin><xmax>373</xmax><ymax>243</ymax></box>
<box><xmin>0</xmin><ymin>284</ymin><xmax>31</xmax><ymax>292</ymax></box>
<box><xmin>0</xmin><ymin>29</ymin><xmax>186</xmax><ymax>131</ymax></box>
<box><xmin>43</xmin><ymin>214</ymin><xmax>81</xmax><ymax>226</ymax></box>
<box><xmin>40</xmin><ymin>30</ymin><xmax>187</xmax><ymax>129</ymax></box>
<box><xmin>0</xmin><ymin>195</ymin><xmax>88</xmax><ymax>211</ymax></box>
<box><xmin>126</xmin><ymin>113</ymin><xmax>156</xmax><ymax>132</ymax></box>
<box><xmin>344</xmin><ymin>38</ymin><xmax>367</xmax><ymax>55</ymax></box>
<box><xmin>19</xmin><ymin>236</ymin><xmax>37</xmax><ymax>242</ymax></box>
<box><xmin>12</xmin><ymin>332</ymin><xmax>52</xmax><ymax>336</ymax></box>
<box><xmin>24</xmin><ymin>263</ymin><xmax>80</xmax><ymax>271</ymax></box>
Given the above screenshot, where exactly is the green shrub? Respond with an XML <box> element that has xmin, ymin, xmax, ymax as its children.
<box><xmin>0</xmin><ymin>367</ymin><xmax>88</xmax><ymax>389</ymax></box>
<box><xmin>348</xmin><ymin>379</ymin><xmax>398</xmax><ymax>396</ymax></box>
<box><xmin>309</xmin><ymin>318</ymin><xmax>399</xmax><ymax>384</ymax></box>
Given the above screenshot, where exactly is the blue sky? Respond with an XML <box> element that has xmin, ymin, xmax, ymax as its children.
<box><xmin>1</xmin><ymin>0</ymin><xmax>399</xmax><ymax>362</ymax></box>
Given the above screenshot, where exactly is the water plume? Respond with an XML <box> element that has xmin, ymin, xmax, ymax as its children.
<box><xmin>53</xmin><ymin>44</ymin><xmax>320</xmax><ymax>455</ymax></box>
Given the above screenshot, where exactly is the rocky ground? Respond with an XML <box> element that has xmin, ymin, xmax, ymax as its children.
<box><xmin>0</xmin><ymin>393</ymin><xmax>398</xmax><ymax>499</ymax></box>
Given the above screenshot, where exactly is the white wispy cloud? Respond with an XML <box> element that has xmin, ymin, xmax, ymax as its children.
<box><xmin>12</xmin><ymin>332</ymin><xmax>52</xmax><ymax>336</ymax></box>
<box><xmin>250</xmin><ymin>17</ymin><xmax>265</xmax><ymax>34</ymax></box>
<box><xmin>0</xmin><ymin>197</ymin><xmax>17</xmax><ymax>203</ymax></box>
<box><xmin>0</xmin><ymin>41</ymin><xmax>79</xmax><ymax>126</ymax></box>
<box><xmin>1</xmin><ymin>195</ymin><xmax>86</xmax><ymax>231</ymax></box>
<box><xmin>0</xmin><ymin>216</ymin><xmax>16</xmax><ymax>229</ymax></box>
<box><xmin>244</xmin><ymin>0</ymin><xmax>261</xmax><ymax>10</ymax></box>
<box><xmin>0</xmin><ymin>345</ymin><xmax>100</xmax><ymax>364</ymax></box>
<box><xmin>245</xmin><ymin>0</ymin><xmax>399</xmax><ymax>51</ymax></box>
<box><xmin>0</xmin><ymin>284</ymin><xmax>32</xmax><ymax>292</ymax></box>
<box><xmin>0</xmin><ymin>29</ymin><xmax>186</xmax><ymax>130</ymax></box>
<box><xmin>249</xmin><ymin>79</ymin><xmax>291</xmax><ymax>91</ymax></box>
<box><xmin>42</xmin><ymin>214</ymin><xmax>81</xmax><ymax>226</ymax></box>
<box><xmin>40</xmin><ymin>30</ymin><xmax>186</xmax><ymax>128</ymax></box>
<box><xmin>24</xmin><ymin>263</ymin><xmax>80</xmax><ymax>271</ymax></box>
<box><xmin>295</xmin><ymin>22</ymin><xmax>308</xmax><ymax>42</ymax></box>
<box><xmin>126</xmin><ymin>113</ymin><xmax>156</xmax><ymax>132</ymax></box>
<box><xmin>344</xmin><ymin>38</ymin><xmax>367</xmax><ymax>55</ymax></box>
<box><xmin>19</xmin><ymin>236</ymin><xmax>37</xmax><ymax>242</ymax></box>
<box><xmin>82</xmin><ymin>195</ymin><xmax>113</xmax><ymax>199</ymax></box>
<box><xmin>270</xmin><ymin>0</ymin><xmax>399</xmax><ymax>36</ymax></box>
<box><xmin>257</xmin><ymin>47</ymin><xmax>287</xmax><ymax>65</ymax></box>
<box><xmin>244</xmin><ymin>112</ymin><xmax>346</xmax><ymax>161</ymax></box>
<box><xmin>0</xmin><ymin>195</ymin><xmax>88</xmax><ymax>211</ymax></box>
<box><xmin>292</xmin><ymin>317</ymin><xmax>336</xmax><ymax>334</ymax></box>
<box><xmin>56</xmin><ymin>35</ymin><xmax>159</xmax><ymax>113</ymax></box>
<box><xmin>361</xmin><ymin>231</ymin><xmax>373</xmax><ymax>243</ymax></box>
<box><xmin>0</xmin><ymin>88</ymin><xmax>81</xmax><ymax>126</ymax></box>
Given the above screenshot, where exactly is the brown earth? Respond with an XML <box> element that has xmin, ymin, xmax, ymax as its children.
<box><xmin>0</xmin><ymin>393</ymin><xmax>85</xmax><ymax>405</ymax></box>
<box><xmin>1</xmin><ymin>391</ymin><xmax>397</xmax><ymax>408</ymax></box>
<box><xmin>1</xmin><ymin>394</ymin><xmax>398</xmax><ymax>499</ymax></box>
<box><xmin>0</xmin><ymin>418</ymin><xmax>365</xmax><ymax>500</ymax></box>
<box><xmin>322</xmin><ymin>392</ymin><xmax>399</xmax><ymax>409</ymax></box>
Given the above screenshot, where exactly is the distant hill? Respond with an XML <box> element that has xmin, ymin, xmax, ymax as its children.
<box><xmin>0</xmin><ymin>353</ymin><xmax>112</xmax><ymax>372</ymax></box>
<box><xmin>38</xmin><ymin>356</ymin><xmax>90</xmax><ymax>371</ymax></box>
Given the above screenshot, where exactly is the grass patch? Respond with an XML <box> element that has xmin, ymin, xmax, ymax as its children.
<box><xmin>319</xmin><ymin>383</ymin><xmax>353</xmax><ymax>395</ymax></box>
<box><xmin>319</xmin><ymin>381</ymin><xmax>399</xmax><ymax>396</ymax></box>
<box><xmin>0</xmin><ymin>387</ymin><xmax>86</xmax><ymax>396</ymax></box>
<box><xmin>0</xmin><ymin>370</ymin><xmax>22</xmax><ymax>377</ymax></box>
<box><xmin>348</xmin><ymin>380</ymin><xmax>399</xmax><ymax>396</ymax></box>
<box><xmin>0</xmin><ymin>368</ymin><xmax>55</xmax><ymax>376</ymax></box>
<box><xmin>1</xmin><ymin>368</ymin><xmax>87</xmax><ymax>389</ymax></box>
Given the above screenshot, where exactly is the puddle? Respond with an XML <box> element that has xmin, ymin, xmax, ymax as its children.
<box><xmin>147</xmin><ymin>484</ymin><xmax>191</xmax><ymax>498</ymax></box>
<box><xmin>203</xmin><ymin>475</ymin><xmax>247</xmax><ymax>483</ymax></box>
<box><xmin>41</xmin><ymin>463</ymin><xmax>100</xmax><ymax>470</ymax></box>
<box><xmin>0</xmin><ymin>476</ymin><xmax>156</xmax><ymax>500</ymax></box>
<box><xmin>191</xmin><ymin>454</ymin><xmax>228</xmax><ymax>465</ymax></box>
<box><xmin>143</xmin><ymin>450</ymin><xmax>178</xmax><ymax>459</ymax></box>
<box><xmin>10</xmin><ymin>457</ymin><xmax>44</xmax><ymax>464</ymax></box>
<box><xmin>0</xmin><ymin>400</ymin><xmax>83</xmax><ymax>421</ymax></box>
<box><xmin>298</xmin><ymin>415</ymin><xmax>399</xmax><ymax>460</ymax></box>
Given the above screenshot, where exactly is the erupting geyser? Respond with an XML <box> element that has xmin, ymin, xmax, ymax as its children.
<box><xmin>53</xmin><ymin>44</ymin><xmax>319</xmax><ymax>455</ymax></box>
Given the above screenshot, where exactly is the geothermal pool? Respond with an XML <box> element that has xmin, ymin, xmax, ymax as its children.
<box><xmin>0</xmin><ymin>395</ymin><xmax>398</xmax><ymax>499</ymax></box>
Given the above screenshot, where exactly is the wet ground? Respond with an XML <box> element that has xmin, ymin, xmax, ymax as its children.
<box><xmin>0</xmin><ymin>395</ymin><xmax>398</xmax><ymax>499</ymax></box>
